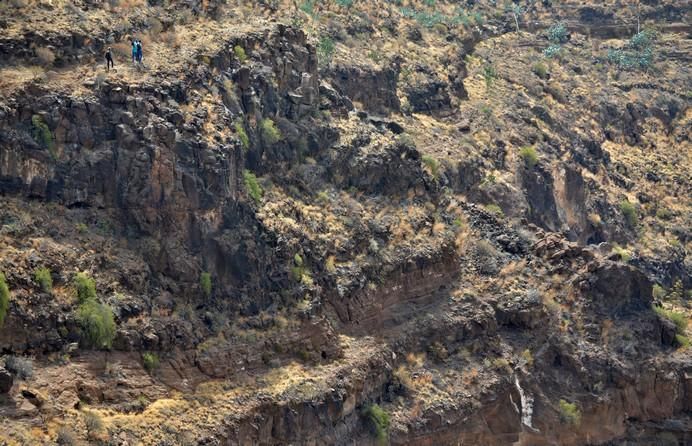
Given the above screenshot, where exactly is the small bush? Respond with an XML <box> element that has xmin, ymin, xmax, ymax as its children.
<box><xmin>558</xmin><ymin>399</ymin><xmax>581</xmax><ymax>426</ymax></box>
<box><xmin>317</xmin><ymin>36</ymin><xmax>335</xmax><ymax>66</ymax></box>
<box><xmin>233</xmin><ymin>45</ymin><xmax>247</xmax><ymax>62</ymax></box>
<box><xmin>476</xmin><ymin>239</ymin><xmax>499</xmax><ymax>275</ymax></box>
<box><xmin>421</xmin><ymin>155</ymin><xmax>440</xmax><ymax>179</ymax></box>
<box><xmin>243</xmin><ymin>170</ymin><xmax>263</xmax><ymax>204</ymax></box>
<box><xmin>619</xmin><ymin>200</ymin><xmax>638</xmax><ymax>227</ymax></box>
<box><xmin>200</xmin><ymin>272</ymin><xmax>212</xmax><ymax>298</ymax></box>
<box><xmin>56</xmin><ymin>427</ymin><xmax>78</xmax><ymax>445</ymax></box>
<box><xmin>519</xmin><ymin>146</ymin><xmax>538</xmax><ymax>168</ymax></box>
<box><xmin>547</xmin><ymin>22</ymin><xmax>568</xmax><ymax>44</ymax></box>
<box><xmin>608</xmin><ymin>30</ymin><xmax>656</xmax><ymax>71</ymax></box>
<box><xmin>0</xmin><ymin>272</ymin><xmax>9</xmax><ymax>327</ymax></box>
<box><xmin>35</xmin><ymin>47</ymin><xmax>55</xmax><ymax>66</ymax></box>
<box><xmin>74</xmin><ymin>272</ymin><xmax>97</xmax><ymax>304</ymax></box>
<box><xmin>363</xmin><ymin>404</ymin><xmax>390</xmax><ymax>443</ymax></box>
<box><xmin>532</xmin><ymin>62</ymin><xmax>548</xmax><ymax>79</ymax></box>
<box><xmin>142</xmin><ymin>352</ymin><xmax>160</xmax><ymax>373</ymax></box>
<box><xmin>77</xmin><ymin>300</ymin><xmax>116</xmax><ymax>349</ymax></box>
<box><xmin>325</xmin><ymin>255</ymin><xmax>336</xmax><ymax>273</ymax></box>
<box><xmin>588</xmin><ymin>213</ymin><xmax>602</xmax><ymax>226</ymax></box>
<box><xmin>653</xmin><ymin>306</ymin><xmax>688</xmax><ymax>334</ymax></box>
<box><xmin>83</xmin><ymin>410</ymin><xmax>104</xmax><ymax>438</ymax></box>
<box><xmin>259</xmin><ymin>118</ymin><xmax>281</xmax><ymax>145</ymax></box>
<box><xmin>543</xmin><ymin>44</ymin><xmax>561</xmax><ymax>58</ymax></box>
<box><xmin>5</xmin><ymin>355</ymin><xmax>33</xmax><ymax>379</ymax></box>
<box><xmin>611</xmin><ymin>244</ymin><xmax>631</xmax><ymax>262</ymax></box>
<box><xmin>482</xmin><ymin>64</ymin><xmax>496</xmax><ymax>88</ymax></box>
<box><xmin>31</xmin><ymin>115</ymin><xmax>54</xmax><ymax>155</ymax></box>
<box><xmin>34</xmin><ymin>267</ymin><xmax>53</xmax><ymax>293</ymax></box>
<box><xmin>235</xmin><ymin>121</ymin><xmax>249</xmax><ymax>150</ymax></box>
<box><xmin>148</xmin><ymin>17</ymin><xmax>163</xmax><ymax>35</ymax></box>
<box><xmin>484</xmin><ymin>204</ymin><xmax>504</xmax><ymax>217</ymax></box>
<box><xmin>675</xmin><ymin>334</ymin><xmax>691</xmax><ymax>349</ymax></box>
<box><xmin>521</xmin><ymin>349</ymin><xmax>534</xmax><ymax>367</ymax></box>
<box><xmin>652</xmin><ymin>284</ymin><xmax>666</xmax><ymax>301</ymax></box>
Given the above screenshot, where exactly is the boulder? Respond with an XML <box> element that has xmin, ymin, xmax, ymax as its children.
<box><xmin>0</xmin><ymin>367</ymin><xmax>13</xmax><ymax>393</ymax></box>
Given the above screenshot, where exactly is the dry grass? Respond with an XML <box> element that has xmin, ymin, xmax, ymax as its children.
<box><xmin>35</xmin><ymin>47</ymin><xmax>55</xmax><ymax>66</ymax></box>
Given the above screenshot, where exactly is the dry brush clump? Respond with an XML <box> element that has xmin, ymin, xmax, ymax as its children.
<box><xmin>35</xmin><ymin>47</ymin><xmax>55</xmax><ymax>66</ymax></box>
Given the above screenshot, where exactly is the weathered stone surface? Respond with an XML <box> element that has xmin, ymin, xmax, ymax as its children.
<box><xmin>0</xmin><ymin>367</ymin><xmax>13</xmax><ymax>394</ymax></box>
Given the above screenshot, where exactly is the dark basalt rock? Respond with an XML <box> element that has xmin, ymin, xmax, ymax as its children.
<box><xmin>0</xmin><ymin>367</ymin><xmax>13</xmax><ymax>394</ymax></box>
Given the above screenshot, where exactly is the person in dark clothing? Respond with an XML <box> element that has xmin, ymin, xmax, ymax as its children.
<box><xmin>105</xmin><ymin>47</ymin><xmax>114</xmax><ymax>72</ymax></box>
<box><xmin>135</xmin><ymin>40</ymin><xmax>143</xmax><ymax>63</ymax></box>
<box><xmin>131</xmin><ymin>40</ymin><xmax>136</xmax><ymax>64</ymax></box>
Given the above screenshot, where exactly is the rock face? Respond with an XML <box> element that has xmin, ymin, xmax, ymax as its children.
<box><xmin>0</xmin><ymin>1</ymin><xmax>691</xmax><ymax>444</ymax></box>
<box><xmin>0</xmin><ymin>26</ymin><xmax>329</xmax><ymax>316</ymax></box>
<box><xmin>329</xmin><ymin>63</ymin><xmax>401</xmax><ymax>114</ymax></box>
<box><xmin>0</xmin><ymin>368</ymin><xmax>13</xmax><ymax>394</ymax></box>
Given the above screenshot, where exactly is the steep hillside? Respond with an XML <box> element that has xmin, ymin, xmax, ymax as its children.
<box><xmin>0</xmin><ymin>0</ymin><xmax>690</xmax><ymax>445</ymax></box>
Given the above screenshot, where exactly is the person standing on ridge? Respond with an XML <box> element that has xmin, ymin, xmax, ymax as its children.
<box><xmin>136</xmin><ymin>40</ymin><xmax>143</xmax><ymax>64</ymax></box>
<box><xmin>131</xmin><ymin>40</ymin><xmax>136</xmax><ymax>64</ymax></box>
<box><xmin>105</xmin><ymin>47</ymin><xmax>114</xmax><ymax>72</ymax></box>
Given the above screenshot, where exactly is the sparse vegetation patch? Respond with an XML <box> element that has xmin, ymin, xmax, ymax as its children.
<box><xmin>363</xmin><ymin>403</ymin><xmax>390</xmax><ymax>443</ymax></box>
<box><xmin>0</xmin><ymin>272</ymin><xmax>9</xmax><ymax>327</ymax></box>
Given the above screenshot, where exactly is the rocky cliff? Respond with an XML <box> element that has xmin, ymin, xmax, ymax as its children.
<box><xmin>0</xmin><ymin>0</ymin><xmax>690</xmax><ymax>445</ymax></box>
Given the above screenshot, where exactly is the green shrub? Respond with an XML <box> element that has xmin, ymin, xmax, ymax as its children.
<box><xmin>235</xmin><ymin>121</ymin><xmax>249</xmax><ymax>150</ymax></box>
<box><xmin>611</xmin><ymin>244</ymin><xmax>631</xmax><ymax>262</ymax></box>
<box><xmin>243</xmin><ymin>170</ymin><xmax>263</xmax><ymax>204</ymax></box>
<box><xmin>77</xmin><ymin>299</ymin><xmax>116</xmax><ymax>349</ymax></box>
<box><xmin>652</xmin><ymin>284</ymin><xmax>666</xmax><ymax>301</ymax></box>
<box><xmin>608</xmin><ymin>30</ymin><xmax>656</xmax><ymax>71</ymax></box>
<box><xmin>421</xmin><ymin>155</ymin><xmax>440</xmax><ymax>179</ymax></box>
<box><xmin>259</xmin><ymin>118</ymin><xmax>281</xmax><ymax>145</ymax></box>
<box><xmin>74</xmin><ymin>272</ymin><xmax>97</xmax><ymax>304</ymax></box>
<box><xmin>300</xmin><ymin>0</ymin><xmax>315</xmax><ymax>16</ymax></box>
<box><xmin>0</xmin><ymin>272</ymin><xmax>9</xmax><ymax>327</ymax></box>
<box><xmin>484</xmin><ymin>204</ymin><xmax>504</xmax><ymax>217</ymax></box>
<box><xmin>317</xmin><ymin>36</ymin><xmax>335</xmax><ymax>66</ymax></box>
<box><xmin>675</xmin><ymin>334</ymin><xmax>690</xmax><ymax>349</ymax></box>
<box><xmin>31</xmin><ymin>114</ymin><xmax>54</xmax><ymax>156</ymax></box>
<box><xmin>363</xmin><ymin>404</ymin><xmax>390</xmax><ymax>443</ymax></box>
<box><xmin>547</xmin><ymin>22</ymin><xmax>568</xmax><ymax>44</ymax></box>
<box><xmin>543</xmin><ymin>44</ymin><xmax>561</xmax><ymax>58</ymax></box>
<box><xmin>200</xmin><ymin>272</ymin><xmax>212</xmax><ymax>298</ymax></box>
<box><xmin>629</xmin><ymin>29</ymin><xmax>655</xmax><ymax>50</ymax></box>
<box><xmin>142</xmin><ymin>352</ymin><xmax>160</xmax><ymax>373</ymax></box>
<box><xmin>233</xmin><ymin>45</ymin><xmax>247</xmax><ymax>62</ymax></box>
<box><xmin>653</xmin><ymin>306</ymin><xmax>688</xmax><ymax>334</ymax></box>
<box><xmin>482</xmin><ymin>64</ymin><xmax>496</xmax><ymax>88</ymax></box>
<box><xmin>519</xmin><ymin>146</ymin><xmax>539</xmax><ymax>169</ymax></box>
<box><xmin>558</xmin><ymin>399</ymin><xmax>581</xmax><ymax>426</ymax></box>
<box><xmin>532</xmin><ymin>62</ymin><xmax>548</xmax><ymax>79</ymax></box>
<box><xmin>335</xmin><ymin>0</ymin><xmax>353</xmax><ymax>7</ymax></box>
<box><xmin>34</xmin><ymin>267</ymin><xmax>53</xmax><ymax>293</ymax></box>
<box><xmin>619</xmin><ymin>200</ymin><xmax>638</xmax><ymax>227</ymax></box>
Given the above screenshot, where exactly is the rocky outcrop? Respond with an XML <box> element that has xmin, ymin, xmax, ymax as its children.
<box><xmin>0</xmin><ymin>367</ymin><xmax>12</xmax><ymax>394</ymax></box>
<box><xmin>327</xmin><ymin>242</ymin><xmax>459</xmax><ymax>336</ymax></box>
<box><xmin>0</xmin><ymin>26</ymin><xmax>330</xmax><ymax>316</ymax></box>
<box><xmin>328</xmin><ymin>63</ymin><xmax>400</xmax><ymax>114</ymax></box>
<box><xmin>331</xmin><ymin>137</ymin><xmax>426</xmax><ymax>196</ymax></box>
<box><xmin>404</xmin><ymin>70</ymin><xmax>453</xmax><ymax>115</ymax></box>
